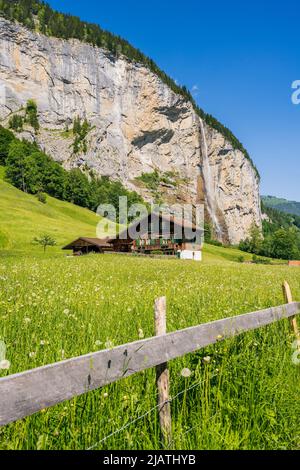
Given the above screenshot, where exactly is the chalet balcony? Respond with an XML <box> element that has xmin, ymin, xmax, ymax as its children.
<box><xmin>133</xmin><ymin>239</ymin><xmax>202</xmax><ymax>253</ymax></box>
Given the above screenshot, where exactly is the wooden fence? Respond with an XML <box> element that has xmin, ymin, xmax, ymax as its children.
<box><xmin>0</xmin><ymin>282</ymin><xmax>299</xmax><ymax>445</ymax></box>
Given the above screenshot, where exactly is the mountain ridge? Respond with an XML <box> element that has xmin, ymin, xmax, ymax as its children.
<box><xmin>0</xmin><ymin>0</ymin><xmax>259</xmax><ymax>177</ymax></box>
<box><xmin>262</xmin><ymin>195</ymin><xmax>300</xmax><ymax>217</ymax></box>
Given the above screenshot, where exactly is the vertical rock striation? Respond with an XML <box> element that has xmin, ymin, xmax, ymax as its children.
<box><xmin>0</xmin><ymin>17</ymin><xmax>261</xmax><ymax>243</ymax></box>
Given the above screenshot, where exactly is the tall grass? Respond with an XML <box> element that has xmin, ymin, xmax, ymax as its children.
<box><xmin>0</xmin><ymin>254</ymin><xmax>299</xmax><ymax>450</ymax></box>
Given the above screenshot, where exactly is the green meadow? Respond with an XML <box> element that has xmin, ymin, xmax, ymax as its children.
<box><xmin>0</xmin><ymin>166</ymin><xmax>100</xmax><ymax>252</ymax></box>
<box><xmin>0</xmin><ymin>171</ymin><xmax>300</xmax><ymax>450</ymax></box>
<box><xmin>0</xmin><ymin>253</ymin><xmax>300</xmax><ymax>450</ymax></box>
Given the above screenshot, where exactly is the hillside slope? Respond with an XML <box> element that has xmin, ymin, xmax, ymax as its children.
<box><xmin>0</xmin><ymin>166</ymin><xmax>101</xmax><ymax>251</ymax></box>
<box><xmin>0</xmin><ymin>165</ymin><xmax>257</xmax><ymax>262</ymax></box>
<box><xmin>262</xmin><ymin>195</ymin><xmax>300</xmax><ymax>217</ymax></box>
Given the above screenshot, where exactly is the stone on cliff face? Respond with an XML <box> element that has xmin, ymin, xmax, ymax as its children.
<box><xmin>0</xmin><ymin>17</ymin><xmax>261</xmax><ymax>244</ymax></box>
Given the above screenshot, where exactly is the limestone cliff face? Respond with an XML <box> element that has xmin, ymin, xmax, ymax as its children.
<box><xmin>0</xmin><ymin>18</ymin><xmax>261</xmax><ymax>244</ymax></box>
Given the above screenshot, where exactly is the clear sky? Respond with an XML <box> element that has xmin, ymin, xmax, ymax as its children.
<box><xmin>47</xmin><ymin>0</ymin><xmax>300</xmax><ymax>201</ymax></box>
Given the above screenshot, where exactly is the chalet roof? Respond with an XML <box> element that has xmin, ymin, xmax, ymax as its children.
<box><xmin>63</xmin><ymin>237</ymin><xmax>112</xmax><ymax>250</ymax></box>
<box><xmin>109</xmin><ymin>212</ymin><xmax>204</xmax><ymax>242</ymax></box>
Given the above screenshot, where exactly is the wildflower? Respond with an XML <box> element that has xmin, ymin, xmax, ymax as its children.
<box><xmin>40</xmin><ymin>340</ymin><xmax>48</xmax><ymax>346</ymax></box>
<box><xmin>181</xmin><ymin>368</ymin><xmax>192</xmax><ymax>378</ymax></box>
<box><xmin>138</xmin><ymin>328</ymin><xmax>144</xmax><ymax>339</ymax></box>
<box><xmin>24</xmin><ymin>317</ymin><xmax>31</xmax><ymax>324</ymax></box>
<box><xmin>0</xmin><ymin>359</ymin><xmax>10</xmax><ymax>370</ymax></box>
<box><xmin>203</xmin><ymin>356</ymin><xmax>211</xmax><ymax>364</ymax></box>
<box><xmin>103</xmin><ymin>392</ymin><xmax>108</xmax><ymax>398</ymax></box>
<box><xmin>29</xmin><ymin>352</ymin><xmax>36</xmax><ymax>358</ymax></box>
<box><xmin>63</xmin><ymin>309</ymin><xmax>70</xmax><ymax>315</ymax></box>
<box><xmin>216</xmin><ymin>334</ymin><xmax>223</xmax><ymax>341</ymax></box>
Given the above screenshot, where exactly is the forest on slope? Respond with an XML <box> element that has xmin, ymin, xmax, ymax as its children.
<box><xmin>0</xmin><ymin>124</ymin><xmax>143</xmax><ymax>214</ymax></box>
<box><xmin>262</xmin><ymin>195</ymin><xmax>300</xmax><ymax>217</ymax></box>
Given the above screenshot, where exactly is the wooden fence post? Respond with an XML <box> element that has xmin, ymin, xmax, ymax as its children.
<box><xmin>282</xmin><ymin>281</ymin><xmax>300</xmax><ymax>339</ymax></box>
<box><xmin>154</xmin><ymin>297</ymin><xmax>172</xmax><ymax>448</ymax></box>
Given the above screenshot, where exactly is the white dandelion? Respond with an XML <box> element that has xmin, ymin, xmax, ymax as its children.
<box><xmin>0</xmin><ymin>360</ymin><xmax>10</xmax><ymax>370</ymax></box>
<box><xmin>138</xmin><ymin>329</ymin><xmax>144</xmax><ymax>339</ymax></box>
<box><xmin>203</xmin><ymin>356</ymin><xmax>211</xmax><ymax>364</ymax></box>
<box><xmin>181</xmin><ymin>368</ymin><xmax>192</xmax><ymax>378</ymax></box>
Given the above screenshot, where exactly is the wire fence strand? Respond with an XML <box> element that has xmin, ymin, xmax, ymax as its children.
<box><xmin>86</xmin><ymin>373</ymin><xmax>218</xmax><ymax>450</ymax></box>
<box><xmin>87</xmin><ymin>403</ymin><xmax>160</xmax><ymax>450</ymax></box>
<box><xmin>169</xmin><ymin>411</ymin><xmax>219</xmax><ymax>448</ymax></box>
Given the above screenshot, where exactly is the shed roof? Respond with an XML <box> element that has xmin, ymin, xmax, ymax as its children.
<box><xmin>63</xmin><ymin>237</ymin><xmax>112</xmax><ymax>250</ymax></box>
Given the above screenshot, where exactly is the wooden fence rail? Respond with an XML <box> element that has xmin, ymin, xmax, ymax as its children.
<box><xmin>0</xmin><ymin>299</ymin><xmax>299</xmax><ymax>427</ymax></box>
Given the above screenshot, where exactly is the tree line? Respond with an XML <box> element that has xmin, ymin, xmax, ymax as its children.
<box><xmin>239</xmin><ymin>203</ymin><xmax>300</xmax><ymax>260</ymax></box>
<box><xmin>0</xmin><ymin>125</ymin><xmax>143</xmax><ymax>213</ymax></box>
<box><xmin>0</xmin><ymin>0</ymin><xmax>259</xmax><ymax>179</ymax></box>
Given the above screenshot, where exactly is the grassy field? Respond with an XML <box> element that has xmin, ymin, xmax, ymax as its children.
<box><xmin>0</xmin><ymin>250</ymin><xmax>299</xmax><ymax>450</ymax></box>
<box><xmin>0</xmin><ymin>170</ymin><xmax>299</xmax><ymax>450</ymax></box>
<box><xmin>0</xmin><ymin>166</ymin><xmax>101</xmax><ymax>252</ymax></box>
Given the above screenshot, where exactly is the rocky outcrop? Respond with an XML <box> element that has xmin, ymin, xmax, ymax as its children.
<box><xmin>0</xmin><ymin>17</ymin><xmax>261</xmax><ymax>243</ymax></box>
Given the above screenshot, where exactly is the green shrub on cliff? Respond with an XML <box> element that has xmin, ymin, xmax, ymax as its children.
<box><xmin>25</xmin><ymin>99</ymin><xmax>39</xmax><ymax>132</ymax></box>
<box><xmin>72</xmin><ymin>117</ymin><xmax>92</xmax><ymax>154</ymax></box>
<box><xmin>8</xmin><ymin>114</ymin><xmax>24</xmax><ymax>132</ymax></box>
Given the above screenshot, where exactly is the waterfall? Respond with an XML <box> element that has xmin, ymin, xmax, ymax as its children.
<box><xmin>199</xmin><ymin>118</ymin><xmax>223</xmax><ymax>238</ymax></box>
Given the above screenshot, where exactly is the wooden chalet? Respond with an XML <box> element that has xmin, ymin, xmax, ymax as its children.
<box><xmin>63</xmin><ymin>237</ymin><xmax>113</xmax><ymax>255</ymax></box>
<box><xmin>63</xmin><ymin>213</ymin><xmax>204</xmax><ymax>260</ymax></box>
<box><xmin>109</xmin><ymin>212</ymin><xmax>204</xmax><ymax>258</ymax></box>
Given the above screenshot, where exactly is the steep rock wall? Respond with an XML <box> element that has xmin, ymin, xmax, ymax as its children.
<box><xmin>0</xmin><ymin>18</ymin><xmax>261</xmax><ymax>243</ymax></box>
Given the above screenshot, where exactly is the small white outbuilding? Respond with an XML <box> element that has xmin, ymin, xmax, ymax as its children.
<box><xmin>177</xmin><ymin>250</ymin><xmax>202</xmax><ymax>262</ymax></box>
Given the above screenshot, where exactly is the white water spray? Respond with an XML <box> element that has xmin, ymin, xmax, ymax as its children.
<box><xmin>199</xmin><ymin>118</ymin><xmax>222</xmax><ymax>239</ymax></box>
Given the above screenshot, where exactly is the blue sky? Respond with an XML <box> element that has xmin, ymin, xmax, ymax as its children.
<box><xmin>48</xmin><ymin>0</ymin><xmax>300</xmax><ymax>201</ymax></box>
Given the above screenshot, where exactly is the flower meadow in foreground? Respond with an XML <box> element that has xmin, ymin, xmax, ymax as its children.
<box><xmin>0</xmin><ymin>253</ymin><xmax>299</xmax><ymax>450</ymax></box>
